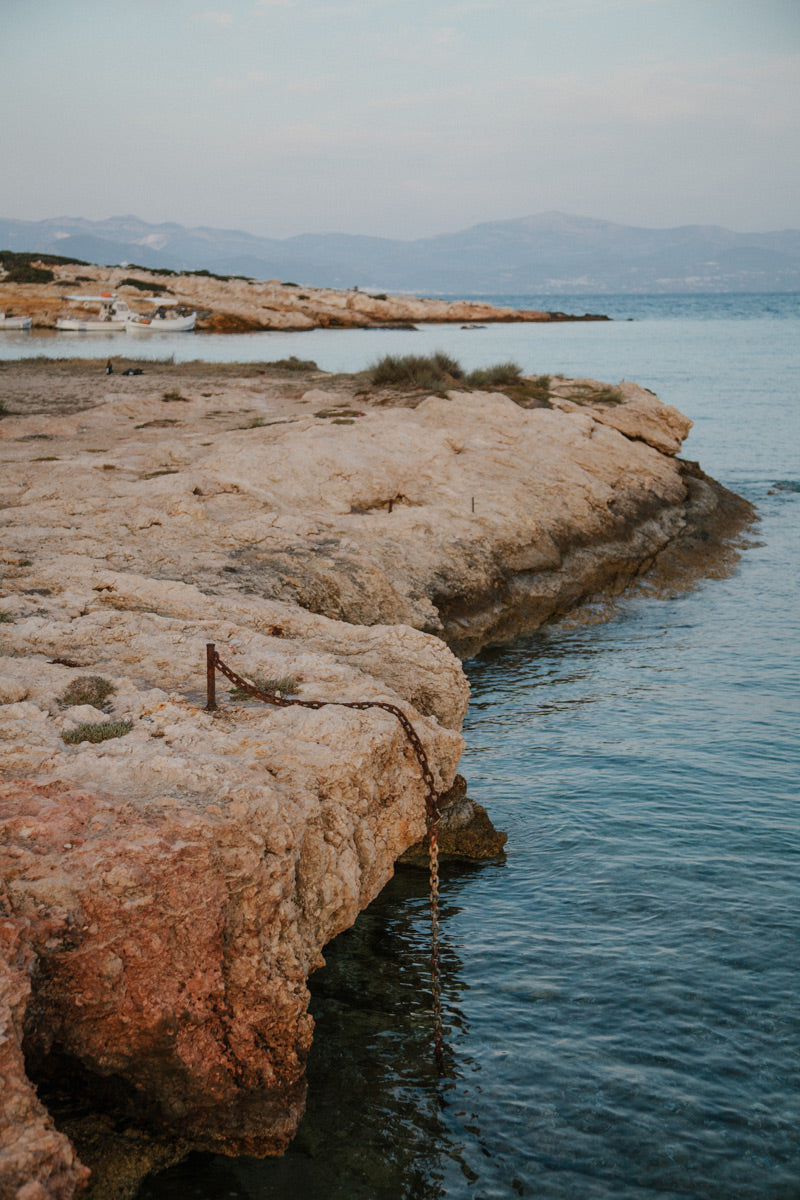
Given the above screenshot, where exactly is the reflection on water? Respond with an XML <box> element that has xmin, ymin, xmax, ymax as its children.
<box><xmin>137</xmin><ymin>868</ymin><xmax>484</xmax><ymax>1200</ymax></box>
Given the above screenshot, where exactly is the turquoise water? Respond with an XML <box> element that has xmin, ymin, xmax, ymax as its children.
<box><xmin>67</xmin><ymin>294</ymin><xmax>795</xmax><ymax>1199</ymax></box>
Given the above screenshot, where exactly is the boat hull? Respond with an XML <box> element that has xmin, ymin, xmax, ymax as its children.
<box><xmin>56</xmin><ymin>318</ymin><xmax>127</xmax><ymax>332</ymax></box>
<box><xmin>126</xmin><ymin>313</ymin><xmax>197</xmax><ymax>333</ymax></box>
<box><xmin>0</xmin><ymin>316</ymin><xmax>32</xmax><ymax>331</ymax></box>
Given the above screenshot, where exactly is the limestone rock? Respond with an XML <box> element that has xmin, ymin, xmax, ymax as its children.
<box><xmin>398</xmin><ymin>774</ymin><xmax>508</xmax><ymax>865</ymax></box>
<box><xmin>0</xmin><ymin>676</ymin><xmax>28</xmax><ymax>705</ymax></box>
<box><xmin>549</xmin><ymin>378</ymin><xmax>692</xmax><ymax>455</ymax></box>
<box><xmin>0</xmin><ymin>263</ymin><xmax>598</xmax><ymax>333</ymax></box>
<box><xmin>0</xmin><ymin>359</ymin><xmax>754</xmax><ymax>1195</ymax></box>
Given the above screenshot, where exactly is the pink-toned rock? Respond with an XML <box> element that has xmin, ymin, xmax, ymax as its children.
<box><xmin>0</xmin><ymin>360</ymin><xmax>754</xmax><ymax>1195</ymax></box>
<box><xmin>0</xmin><ymin>914</ymin><xmax>90</xmax><ymax>1199</ymax></box>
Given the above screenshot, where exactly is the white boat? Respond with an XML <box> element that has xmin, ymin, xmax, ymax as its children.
<box><xmin>0</xmin><ymin>313</ymin><xmax>32</xmax><ymax>330</ymax></box>
<box><xmin>126</xmin><ymin>299</ymin><xmax>196</xmax><ymax>333</ymax></box>
<box><xmin>56</xmin><ymin>295</ymin><xmax>134</xmax><ymax>332</ymax></box>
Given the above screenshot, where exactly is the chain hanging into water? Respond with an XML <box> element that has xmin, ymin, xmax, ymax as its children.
<box><xmin>205</xmin><ymin>643</ymin><xmax>444</xmax><ymax>1069</ymax></box>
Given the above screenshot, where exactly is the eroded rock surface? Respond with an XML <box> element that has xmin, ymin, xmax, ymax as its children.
<box><xmin>0</xmin><ymin>263</ymin><xmax>607</xmax><ymax>332</ymax></box>
<box><xmin>0</xmin><ymin>362</ymin><xmax>754</xmax><ymax>1196</ymax></box>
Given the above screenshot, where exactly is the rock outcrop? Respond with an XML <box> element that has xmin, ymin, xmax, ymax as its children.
<box><xmin>0</xmin><ymin>361</ymin><xmax>753</xmax><ymax>1196</ymax></box>
<box><xmin>0</xmin><ymin>262</ymin><xmax>608</xmax><ymax>332</ymax></box>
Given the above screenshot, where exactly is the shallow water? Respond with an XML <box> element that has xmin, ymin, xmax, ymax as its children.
<box><xmin>67</xmin><ymin>293</ymin><xmax>795</xmax><ymax>1199</ymax></box>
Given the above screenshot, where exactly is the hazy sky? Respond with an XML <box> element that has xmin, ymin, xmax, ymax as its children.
<box><xmin>4</xmin><ymin>0</ymin><xmax>799</xmax><ymax>239</ymax></box>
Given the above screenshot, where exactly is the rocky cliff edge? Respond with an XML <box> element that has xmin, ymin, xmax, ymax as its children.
<box><xmin>0</xmin><ymin>363</ymin><xmax>754</xmax><ymax>1196</ymax></box>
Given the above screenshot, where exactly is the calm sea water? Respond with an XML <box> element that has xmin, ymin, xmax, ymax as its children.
<box><xmin>20</xmin><ymin>295</ymin><xmax>798</xmax><ymax>1199</ymax></box>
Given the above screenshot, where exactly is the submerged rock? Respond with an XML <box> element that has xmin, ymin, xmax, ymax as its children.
<box><xmin>398</xmin><ymin>774</ymin><xmax>508</xmax><ymax>865</ymax></box>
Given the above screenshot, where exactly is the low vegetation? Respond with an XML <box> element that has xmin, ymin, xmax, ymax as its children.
<box><xmin>61</xmin><ymin>720</ymin><xmax>133</xmax><ymax>745</ymax></box>
<box><xmin>185</xmin><ymin>268</ymin><xmax>253</xmax><ymax>283</ymax></box>
<box><xmin>464</xmin><ymin>361</ymin><xmax>523</xmax><ymax>387</ymax></box>
<box><xmin>3</xmin><ymin>263</ymin><xmax>54</xmax><ymax>284</ymax></box>
<box><xmin>368</xmin><ymin>352</ymin><xmax>546</xmax><ymax>400</ymax></box>
<box><xmin>0</xmin><ymin>249</ymin><xmax>88</xmax><ymax>269</ymax></box>
<box><xmin>58</xmin><ymin>675</ymin><xmax>115</xmax><ymax>710</ymax></box>
<box><xmin>119</xmin><ymin>278</ymin><xmax>170</xmax><ymax>294</ymax></box>
<box><xmin>370</xmin><ymin>351</ymin><xmax>464</xmax><ymax>391</ymax></box>
<box><xmin>264</xmin><ymin>356</ymin><xmax>318</xmax><ymax>372</ymax></box>
<box><xmin>564</xmin><ymin>382</ymin><xmax>624</xmax><ymax>406</ymax></box>
<box><xmin>229</xmin><ymin>675</ymin><xmax>300</xmax><ymax>701</ymax></box>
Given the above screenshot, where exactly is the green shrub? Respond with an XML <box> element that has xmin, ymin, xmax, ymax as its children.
<box><xmin>4</xmin><ymin>263</ymin><xmax>53</xmax><ymax>284</ymax></box>
<box><xmin>0</xmin><ymin>250</ymin><xmax>88</xmax><ymax>269</ymax></box>
<box><xmin>465</xmin><ymin>361</ymin><xmax>523</xmax><ymax>387</ymax></box>
<box><xmin>62</xmin><ymin>720</ymin><xmax>133</xmax><ymax>745</ymax></box>
<box><xmin>229</xmin><ymin>675</ymin><xmax>299</xmax><ymax>701</ymax></box>
<box><xmin>527</xmin><ymin>374</ymin><xmax>552</xmax><ymax>401</ymax></box>
<box><xmin>58</xmin><ymin>675</ymin><xmax>115</xmax><ymax>710</ymax></box>
<box><xmin>370</xmin><ymin>351</ymin><xmax>464</xmax><ymax>390</ymax></box>
<box><xmin>184</xmin><ymin>268</ymin><xmax>252</xmax><ymax>282</ymax></box>
<box><xmin>0</xmin><ymin>611</ymin><xmax>13</xmax><ymax>624</ymax></box>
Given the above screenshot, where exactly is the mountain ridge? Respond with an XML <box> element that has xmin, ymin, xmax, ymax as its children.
<box><xmin>1</xmin><ymin>211</ymin><xmax>799</xmax><ymax>293</ymax></box>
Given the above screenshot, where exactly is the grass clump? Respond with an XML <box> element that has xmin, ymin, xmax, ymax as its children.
<box><xmin>161</xmin><ymin>390</ymin><xmax>188</xmax><ymax>402</ymax></box>
<box><xmin>229</xmin><ymin>675</ymin><xmax>299</xmax><ymax>701</ymax></box>
<box><xmin>62</xmin><ymin>720</ymin><xmax>133</xmax><ymax>745</ymax></box>
<box><xmin>264</xmin><ymin>356</ymin><xmax>318</xmax><ymax>372</ymax></box>
<box><xmin>370</xmin><ymin>351</ymin><xmax>464</xmax><ymax>391</ymax></box>
<box><xmin>565</xmin><ymin>383</ymin><xmax>624</xmax><ymax>406</ymax></box>
<box><xmin>58</xmin><ymin>675</ymin><xmax>116</xmax><ymax>710</ymax></box>
<box><xmin>0</xmin><ymin>611</ymin><xmax>13</xmax><ymax>624</ymax></box>
<box><xmin>464</xmin><ymin>361</ymin><xmax>523</xmax><ymax>387</ymax></box>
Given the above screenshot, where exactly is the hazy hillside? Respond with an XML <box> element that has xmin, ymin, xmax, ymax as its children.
<box><xmin>1</xmin><ymin>212</ymin><xmax>799</xmax><ymax>294</ymax></box>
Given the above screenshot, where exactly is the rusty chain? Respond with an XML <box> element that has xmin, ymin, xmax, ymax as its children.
<box><xmin>205</xmin><ymin>644</ymin><xmax>444</xmax><ymax>1069</ymax></box>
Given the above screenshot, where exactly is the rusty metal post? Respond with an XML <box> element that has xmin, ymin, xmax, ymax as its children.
<box><xmin>206</xmin><ymin>643</ymin><xmax>217</xmax><ymax>711</ymax></box>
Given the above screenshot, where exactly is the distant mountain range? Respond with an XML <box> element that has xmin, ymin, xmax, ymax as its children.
<box><xmin>2</xmin><ymin>211</ymin><xmax>799</xmax><ymax>294</ymax></box>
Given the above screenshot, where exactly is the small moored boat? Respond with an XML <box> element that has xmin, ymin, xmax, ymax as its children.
<box><xmin>126</xmin><ymin>299</ymin><xmax>196</xmax><ymax>333</ymax></box>
<box><xmin>0</xmin><ymin>313</ymin><xmax>33</xmax><ymax>330</ymax></box>
<box><xmin>56</xmin><ymin>295</ymin><xmax>133</xmax><ymax>332</ymax></box>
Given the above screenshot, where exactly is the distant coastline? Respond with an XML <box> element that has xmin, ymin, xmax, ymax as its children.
<box><xmin>0</xmin><ymin>255</ymin><xmax>610</xmax><ymax>334</ymax></box>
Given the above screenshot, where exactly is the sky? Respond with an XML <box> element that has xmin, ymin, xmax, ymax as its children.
<box><xmin>3</xmin><ymin>0</ymin><xmax>799</xmax><ymax>240</ymax></box>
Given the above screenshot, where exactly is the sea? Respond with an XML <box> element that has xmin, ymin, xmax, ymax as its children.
<box><xmin>5</xmin><ymin>294</ymin><xmax>799</xmax><ymax>1198</ymax></box>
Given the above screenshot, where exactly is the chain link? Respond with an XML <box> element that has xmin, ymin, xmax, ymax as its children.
<box><xmin>207</xmin><ymin>644</ymin><xmax>443</xmax><ymax>1069</ymax></box>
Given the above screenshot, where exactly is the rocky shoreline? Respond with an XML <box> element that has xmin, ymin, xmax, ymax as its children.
<box><xmin>0</xmin><ymin>358</ymin><xmax>754</xmax><ymax>1198</ymax></box>
<box><xmin>0</xmin><ymin>261</ymin><xmax>609</xmax><ymax>332</ymax></box>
